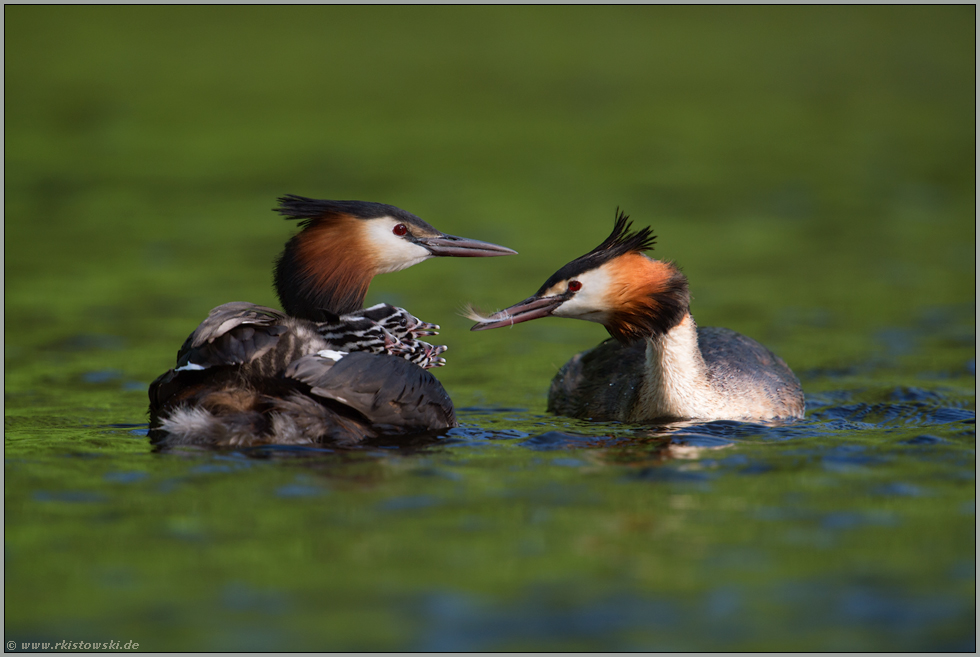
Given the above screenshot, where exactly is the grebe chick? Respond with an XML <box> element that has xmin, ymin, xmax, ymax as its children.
<box><xmin>149</xmin><ymin>196</ymin><xmax>516</xmax><ymax>447</ymax></box>
<box><xmin>468</xmin><ymin>211</ymin><xmax>804</xmax><ymax>423</ymax></box>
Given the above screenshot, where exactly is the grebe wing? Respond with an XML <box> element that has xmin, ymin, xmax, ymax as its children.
<box><xmin>174</xmin><ymin>302</ymin><xmax>288</xmax><ymax>370</ymax></box>
<box><xmin>284</xmin><ymin>351</ymin><xmax>456</xmax><ymax>431</ymax></box>
<box><xmin>697</xmin><ymin>326</ymin><xmax>805</xmax><ymax>418</ymax></box>
<box><xmin>548</xmin><ymin>338</ymin><xmax>647</xmax><ymax>420</ymax></box>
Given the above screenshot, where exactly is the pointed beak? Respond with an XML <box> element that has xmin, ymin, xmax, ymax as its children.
<box><xmin>470</xmin><ymin>294</ymin><xmax>567</xmax><ymax>331</ymax></box>
<box><xmin>419</xmin><ymin>234</ymin><xmax>517</xmax><ymax>258</ymax></box>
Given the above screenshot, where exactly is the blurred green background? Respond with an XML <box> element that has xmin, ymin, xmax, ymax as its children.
<box><xmin>6</xmin><ymin>5</ymin><xmax>974</xmax><ymax>404</ymax></box>
<box><xmin>4</xmin><ymin>5</ymin><xmax>975</xmax><ymax>651</ymax></box>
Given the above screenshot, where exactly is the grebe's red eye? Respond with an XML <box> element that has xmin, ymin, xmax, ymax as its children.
<box><xmin>393</xmin><ymin>223</ymin><xmax>408</xmax><ymax>236</ymax></box>
<box><xmin>568</xmin><ymin>280</ymin><xmax>582</xmax><ymax>292</ymax></box>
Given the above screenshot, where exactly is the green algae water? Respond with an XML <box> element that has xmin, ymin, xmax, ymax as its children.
<box><xmin>5</xmin><ymin>6</ymin><xmax>975</xmax><ymax>651</ymax></box>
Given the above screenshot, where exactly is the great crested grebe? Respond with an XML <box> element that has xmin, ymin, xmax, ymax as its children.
<box><xmin>468</xmin><ymin>211</ymin><xmax>804</xmax><ymax>422</ymax></box>
<box><xmin>149</xmin><ymin>195</ymin><xmax>516</xmax><ymax>447</ymax></box>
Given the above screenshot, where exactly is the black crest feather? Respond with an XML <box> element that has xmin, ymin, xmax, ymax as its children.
<box><xmin>275</xmin><ymin>195</ymin><xmax>435</xmax><ymax>231</ymax></box>
<box><xmin>588</xmin><ymin>209</ymin><xmax>657</xmax><ymax>260</ymax></box>
<box><xmin>536</xmin><ymin>209</ymin><xmax>658</xmax><ymax>294</ymax></box>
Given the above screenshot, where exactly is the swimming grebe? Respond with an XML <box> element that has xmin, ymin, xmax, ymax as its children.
<box><xmin>468</xmin><ymin>211</ymin><xmax>804</xmax><ymax>422</ymax></box>
<box><xmin>149</xmin><ymin>195</ymin><xmax>516</xmax><ymax>447</ymax></box>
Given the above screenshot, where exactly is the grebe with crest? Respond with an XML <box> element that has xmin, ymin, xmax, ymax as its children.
<box><xmin>149</xmin><ymin>195</ymin><xmax>516</xmax><ymax>447</ymax></box>
<box><xmin>468</xmin><ymin>211</ymin><xmax>804</xmax><ymax>422</ymax></box>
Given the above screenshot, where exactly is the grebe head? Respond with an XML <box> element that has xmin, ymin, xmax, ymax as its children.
<box><xmin>468</xmin><ymin>210</ymin><xmax>689</xmax><ymax>343</ymax></box>
<box><xmin>274</xmin><ymin>195</ymin><xmax>516</xmax><ymax>321</ymax></box>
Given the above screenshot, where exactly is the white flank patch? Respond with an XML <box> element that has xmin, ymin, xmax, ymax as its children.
<box><xmin>317</xmin><ymin>349</ymin><xmax>348</xmax><ymax>361</ymax></box>
<box><xmin>175</xmin><ymin>362</ymin><xmax>207</xmax><ymax>372</ymax></box>
<box><xmin>159</xmin><ymin>407</ymin><xmax>220</xmax><ymax>444</ymax></box>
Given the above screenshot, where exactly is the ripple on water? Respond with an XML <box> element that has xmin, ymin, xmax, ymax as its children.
<box><xmin>810</xmin><ymin>401</ymin><xmax>975</xmax><ymax>429</ymax></box>
<box><xmin>901</xmin><ymin>434</ymin><xmax>946</xmax><ymax>445</ymax></box>
<box><xmin>669</xmin><ymin>433</ymin><xmax>735</xmax><ymax>448</ymax></box>
<box><xmin>520</xmin><ymin>431</ymin><xmax>628</xmax><ymax>451</ymax></box>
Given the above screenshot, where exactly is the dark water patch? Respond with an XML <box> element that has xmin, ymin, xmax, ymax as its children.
<box><xmin>166</xmin><ymin>517</ymin><xmax>207</xmax><ymax>542</ymax></box>
<box><xmin>755</xmin><ymin>506</ymin><xmax>898</xmax><ymax>530</ymax></box>
<box><xmin>927</xmin><ymin>407</ymin><xmax>975</xmax><ymax>424</ymax></box>
<box><xmin>378</xmin><ymin>494</ymin><xmax>442</xmax><ymax>512</ymax></box>
<box><xmin>889</xmin><ymin>386</ymin><xmax>945</xmax><ymax>402</ymax></box>
<box><xmin>243</xmin><ymin>444</ymin><xmax>337</xmax><ymax>458</ymax></box>
<box><xmin>872</xmin><ymin>482</ymin><xmax>928</xmax><ymax>497</ymax></box>
<box><xmin>670</xmin><ymin>433</ymin><xmax>735</xmax><ymax>448</ymax></box>
<box><xmin>98</xmin><ymin>422</ymin><xmax>150</xmax><ymax>438</ymax></box>
<box><xmin>406</xmin><ymin>577</ymin><xmax>970</xmax><ymax>651</ymax></box>
<box><xmin>33</xmin><ymin>490</ymin><xmax>108</xmax><ymax>503</ymax></box>
<box><xmin>95</xmin><ymin>566</ymin><xmax>138</xmax><ymax>591</ymax></box>
<box><xmin>801</xmin><ymin>365</ymin><xmax>863</xmax><ymax>380</ymax></box>
<box><xmin>655</xmin><ymin>419</ymin><xmax>822</xmax><ymax>443</ymax></box>
<box><xmin>103</xmin><ymin>471</ymin><xmax>149</xmax><ymax>484</ymax></box>
<box><xmin>189</xmin><ymin>464</ymin><xmax>235</xmax><ymax>475</ymax></box>
<box><xmin>816</xmin><ymin>418</ymin><xmax>881</xmax><ymax>432</ymax></box>
<box><xmin>220</xmin><ymin>582</ymin><xmax>290</xmax><ymax>615</ymax></box>
<box><xmin>810</xmin><ymin>401</ymin><xmax>976</xmax><ymax>429</ymax></box>
<box><xmin>412</xmin><ymin>590</ymin><xmax>680</xmax><ymax>652</ymax></box>
<box><xmin>820</xmin><ymin>511</ymin><xmax>898</xmax><ymax>530</ymax></box>
<box><xmin>492</xmin><ymin>429</ymin><xmax>531</xmax><ymax>440</ymax></box>
<box><xmin>275</xmin><ymin>484</ymin><xmax>327</xmax><ymax>498</ymax></box>
<box><xmin>412</xmin><ymin>467</ymin><xmax>463</xmax><ymax>481</ymax></box>
<box><xmin>185</xmin><ymin>454</ymin><xmax>257</xmax><ymax>475</ymax></box>
<box><xmin>55</xmin><ymin>451</ymin><xmax>103</xmax><ymax>461</ymax></box>
<box><xmin>501</xmin><ymin>482</ymin><xmax>600</xmax><ymax>507</ymax></box>
<box><xmin>950</xmin><ymin>560</ymin><xmax>975</xmax><ymax>580</ymax></box>
<box><xmin>459</xmin><ymin>407</ymin><xmax>530</xmax><ymax>413</ymax></box>
<box><xmin>901</xmin><ymin>434</ymin><xmax>946</xmax><ymax>445</ymax></box>
<box><xmin>205</xmin><ymin>627</ymin><xmax>290</xmax><ymax>653</ymax></box>
<box><xmin>520</xmin><ymin>431</ymin><xmax>626</xmax><ymax>451</ymax></box>
<box><xmin>702</xmin><ymin>453</ymin><xmax>772</xmax><ymax>475</ymax></box>
<box><xmin>629</xmin><ymin>466</ymin><xmax>713</xmax><ymax>486</ymax></box>
<box><xmin>821</xmin><ymin>444</ymin><xmax>888</xmax><ymax>472</ymax></box>
<box><xmin>804</xmin><ymin>389</ymin><xmax>866</xmax><ymax>410</ymax></box>
<box><xmin>876</xmin><ymin>327</ymin><xmax>918</xmax><ymax>356</ymax></box>
<box><xmin>754</xmin><ymin>506</ymin><xmax>813</xmax><ymax>522</ymax></box>
<box><xmin>442</xmin><ymin>427</ymin><xmax>496</xmax><ymax>444</ymax></box>
<box><xmin>81</xmin><ymin>369</ymin><xmax>123</xmax><ymax>384</ymax></box>
<box><xmin>774</xmin><ymin>580</ymin><xmax>971</xmax><ymax>647</ymax></box>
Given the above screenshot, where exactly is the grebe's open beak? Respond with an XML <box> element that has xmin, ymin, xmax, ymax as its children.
<box><xmin>469</xmin><ymin>293</ymin><xmax>568</xmax><ymax>331</ymax></box>
<box><xmin>420</xmin><ymin>234</ymin><xmax>517</xmax><ymax>258</ymax></box>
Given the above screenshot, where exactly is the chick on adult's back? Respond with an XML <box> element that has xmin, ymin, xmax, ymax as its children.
<box><xmin>150</xmin><ymin>196</ymin><xmax>516</xmax><ymax>447</ymax></box>
<box><xmin>469</xmin><ymin>211</ymin><xmax>804</xmax><ymax>423</ymax></box>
